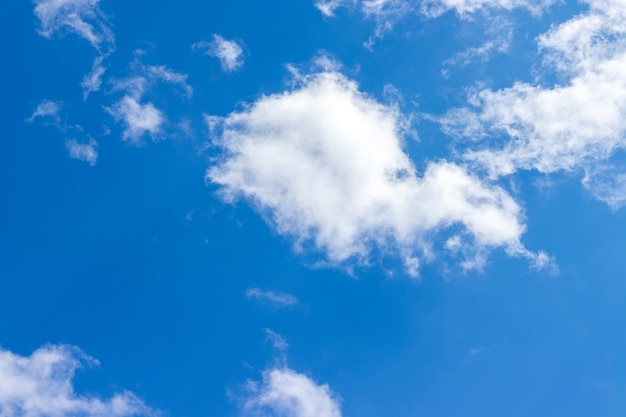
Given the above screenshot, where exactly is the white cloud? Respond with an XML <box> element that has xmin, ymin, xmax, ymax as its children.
<box><xmin>106</xmin><ymin>96</ymin><xmax>164</xmax><ymax>143</ymax></box>
<box><xmin>65</xmin><ymin>138</ymin><xmax>98</xmax><ymax>166</ymax></box>
<box><xmin>193</xmin><ymin>35</ymin><xmax>244</xmax><ymax>72</ymax></box>
<box><xmin>27</xmin><ymin>99</ymin><xmax>62</xmax><ymax>123</ymax></box>
<box><xmin>33</xmin><ymin>0</ymin><xmax>114</xmax><ymax>52</ymax></box>
<box><xmin>207</xmin><ymin>70</ymin><xmax>547</xmax><ymax>276</ymax></box>
<box><xmin>82</xmin><ymin>56</ymin><xmax>107</xmax><ymax>100</ymax></box>
<box><xmin>246</xmin><ymin>288</ymin><xmax>299</xmax><ymax>307</ymax></box>
<box><xmin>438</xmin><ymin>0</ymin><xmax>626</xmax><ymax>206</ymax></box>
<box><xmin>243</xmin><ymin>368</ymin><xmax>342</xmax><ymax>417</ymax></box>
<box><xmin>0</xmin><ymin>344</ymin><xmax>156</xmax><ymax>417</ymax></box>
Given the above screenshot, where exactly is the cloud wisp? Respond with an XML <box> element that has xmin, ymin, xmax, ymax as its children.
<box><xmin>207</xmin><ymin>69</ymin><xmax>548</xmax><ymax>276</ymax></box>
<box><xmin>438</xmin><ymin>0</ymin><xmax>626</xmax><ymax>207</ymax></box>
<box><xmin>246</xmin><ymin>288</ymin><xmax>299</xmax><ymax>307</ymax></box>
<box><xmin>0</xmin><ymin>344</ymin><xmax>157</xmax><ymax>417</ymax></box>
<box><xmin>33</xmin><ymin>0</ymin><xmax>114</xmax><ymax>53</ymax></box>
<box><xmin>193</xmin><ymin>35</ymin><xmax>245</xmax><ymax>72</ymax></box>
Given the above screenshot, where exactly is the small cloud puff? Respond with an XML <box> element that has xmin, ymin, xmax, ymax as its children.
<box><xmin>65</xmin><ymin>138</ymin><xmax>98</xmax><ymax>166</ymax></box>
<box><xmin>27</xmin><ymin>99</ymin><xmax>62</xmax><ymax>123</ymax></box>
<box><xmin>106</xmin><ymin>96</ymin><xmax>164</xmax><ymax>144</ymax></box>
<box><xmin>193</xmin><ymin>34</ymin><xmax>244</xmax><ymax>72</ymax></box>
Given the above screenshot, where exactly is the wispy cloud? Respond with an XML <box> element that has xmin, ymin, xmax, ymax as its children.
<box><xmin>208</xmin><ymin>69</ymin><xmax>548</xmax><ymax>276</ymax></box>
<box><xmin>33</xmin><ymin>0</ymin><xmax>114</xmax><ymax>53</ymax></box>
<box><xmin>246</xmin><ymin>288</ymin><xmax>299</xmax><ymax>307</ymax></box>
<box><xmin>193</xmin><ymin>34</ymin><xmax>244</xmax><ymax>72</ymax></box>
<box><xmin>442</xmin><ymin>18</ymin><xmax>513</xmax><ymax>71</ymax></box>
<box><xmin>438</xmin><ymin>0</ymin><xmax>626</xmax><ymax>207</ymax></box>
<box><xmin>0</xmin><ymin>344</ymin><xmax>157</xmax><ymax>417</ymax></box>
<box><xmin>82</xmin><ymin>56</ymin><xmax>107</xmax><ymax>100</ymax></box>
<box><xmin>316</xmin><ymin>0</ymin><xmax>555</xmax><ymax>42</ymax></box>
<box><xmin>420</xmin><ymin>0</ymin><xmax>557</xmax><ymax>18</ymax></box>
<box><xmin>243</xmin><ymin>368</ymin><xmax>342</xmax><ymax>417</ymax></box>
<box><xmin>65</xmin><ymin>138</ymin><xmax>98</xmax><ymax>166</ymax></box>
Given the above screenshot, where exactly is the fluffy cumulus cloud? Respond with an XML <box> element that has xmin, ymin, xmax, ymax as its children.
<box><xmin>246</xmin><ymin>288</ymin><xmax>299</xmax><ymax>307</ymax></box>
<box><xmin>438</xmin><ymin>0</ymin><xmax>626</xmax><ymax>206</ymax></box>
<box><xmin>0</xmin><ymin>344</ymin><xmax>156</xmax><ymax>417</ymax></box>
<box><xmin>33</xmin><ymin>0</ymin><xmax>114</xmax><ymax>52</ymax></box>
<box><xmin>207</xmin><ymin>70</ymin><xmax>547</xmax><ymax>276</ymax></box>
<box><xmin>193</xmin><ymin>35</ymin><xmax>244</xmax><ymax>72</ymax></box>
<box><xmin>243</xmin><ymin>368</ymin><xmax>342</xmax><ymax>417</ymax></box>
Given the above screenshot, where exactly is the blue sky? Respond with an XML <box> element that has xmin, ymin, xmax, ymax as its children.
<box><xmin>2</xmin><ymin>0</ymin><xmax>626</xmax><ymax>416</ymax></box>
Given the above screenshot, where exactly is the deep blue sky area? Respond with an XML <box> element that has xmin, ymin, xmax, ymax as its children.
<box><xmin>1</xmin><ymin>1</ymin><xmax>626</xmax><ymax>417</ymax></box>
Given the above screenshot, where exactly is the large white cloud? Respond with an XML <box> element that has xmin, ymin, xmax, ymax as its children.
<box><xmin>438</xmin><ymin>0</ymin><xmax>626</xmax><ymax>206</ymax></box>
<box><xmin>207</xmin><ymin>70</ymin><xmax>547</xmax><ymax>276</ymax></box>
<box><xmin>243</xmin><ymin>368</ymin><xmax>341</xmax><ymax>417</ymax></box>
<box><xmin>33</xmin><ymin>0</ymin><xmax>114</xmax><ymax>52</ymax></box>
<box><xmin>0</xmin><ymin>344</ymin><xmax>156</xmax><ymax>417</ymax></box>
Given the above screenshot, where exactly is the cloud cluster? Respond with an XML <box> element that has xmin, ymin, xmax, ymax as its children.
<box><xmin>193</xmin><ymin>35</ymin><xmax>245</xmax><ymax>72</ymax></box>
<box><xmin>0</xmin><ymin>344</ymin><xmax>156</xmax><ymax>417</ymax></box>
<box><xmin>33</xmin><ymin>0</ymin><xmax>114</xmax><ymax>52</ymax></box>
<box><xmin>243</xmin><ymin>368</ymin><xmax>342</xmax><ymax>417</ymax></box>
<box><xmin>106</xmin><ymin>60</ymin><xmax>192</xmax><ymax>143</ymax></box>
<box><xmin>438</xmin><ymin>0</ymin><xmax>626</xmax><ymax>206</ymax></box>
<box><xmin>208</xmin><ymin>70</ymin><xmax>546</xmax><ymax>276</ymax></box>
